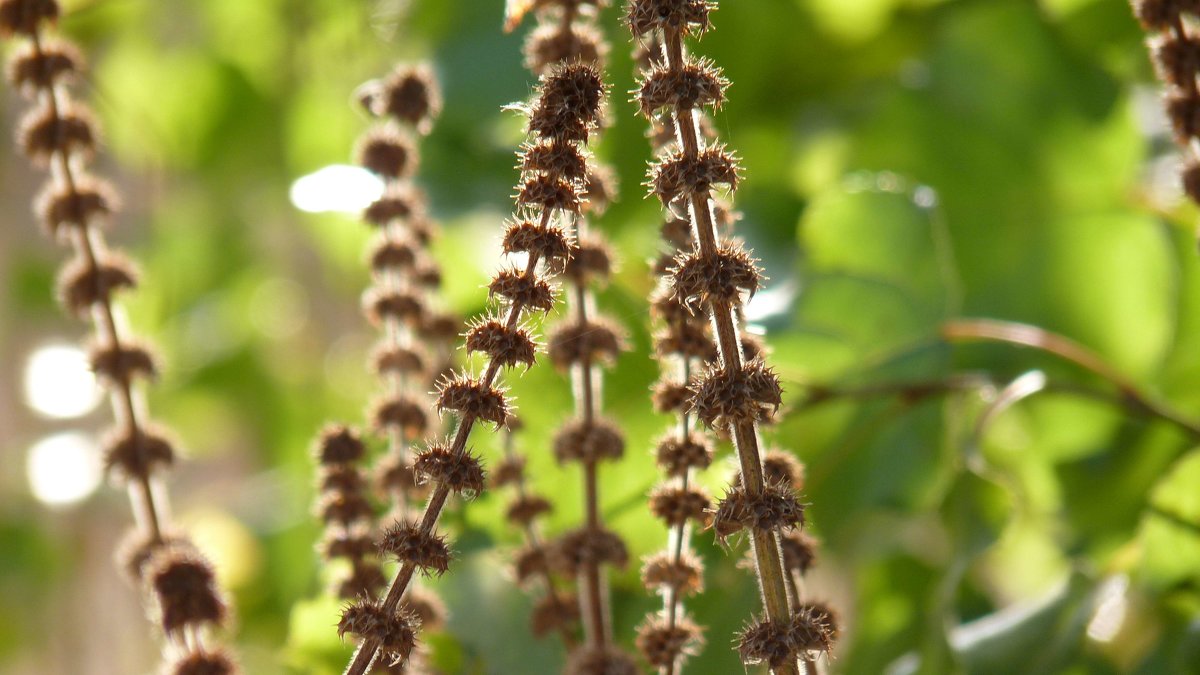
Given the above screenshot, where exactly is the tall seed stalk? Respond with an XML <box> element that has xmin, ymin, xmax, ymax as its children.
<box><xmin>336</xmin><ymin>62</ymin><xmax>610</xmax><ymax>675</ymax></box>
<box><xmin>1</xmin><ymin>1</ymin><xmax>234</xmax><ymax>672</ymax></box>
<box><xmin>625</xmin><ymin>1</ymin><xmax>837</xmax><ymax>671</ymax></box>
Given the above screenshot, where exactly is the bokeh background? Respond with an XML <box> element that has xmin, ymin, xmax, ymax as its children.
<box><xmin>3</xmin><ymin>0</ymin><xmax>1199</xmax><ymax>673</ymax></box>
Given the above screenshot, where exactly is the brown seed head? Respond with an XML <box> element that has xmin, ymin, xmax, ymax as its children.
<box><xmin>489</xmin><ymin>267</ymin><xmax>556</xmax><ymax>313</ymax></box>
<box><xmin>637</xmin><ymin>58</ymin><xmax>728</xmax><ymax>118</ymax></box>
<box><xmin>413</xmin><ymin>444</ymin><xmax>486</xmax><ymax>498</ymax></box>
<box><xmin>401</xmin><ymin>586</ymin><xmax>447</xmax><ymax>632</ymax></box>
<box><xmin>337</xmin><ymin>559</ymin><xmax>388</xmax><ymax>600</ymax></box>
<box><xmin>0</xmin><ymin>0</ymin><xmax>58</xmax><ymax>37</ymax></box>
<box><xmin>19</xmin><ymin>99</ymin><xmax>96</xmax><ymax>164</ymax></box>
<box><xmin>521</xmin><ymin>139</ymin><xmax>590</xmax><ymax>181</ymax></box>
<box><xmin>371</xmin><ymin>342</ymin><xmax>427</xmax><ymax>377</ymax></box>
<box><xmin>317</xmin><ymin>489</ymin><xmax>375</xmax><ymax>526</ymax></box>
<box><xmin>491</xmin><ymin>454</ymin><xmax>526</xmax><ymax>487</ymax></box>
<box><xmin>553</xmin><ymin>418</ymin><xmax>625</xmax><ymax>463</ymax></box>
<box><xmin>517</xmin><ymin>173</ymin><xmax>584</xmax><ymax>212</ymax></box>
<box><xmin>88</xmin><ymin>341</ymin><xmax>158</xmax><ymax>386</ymax></box>
<box><xmin>370</xmin><ymin>393</ymin><xmax>430</xmax><ymax>440</ymax></box>
<box><xmin>640</xmin><ymin>550</ymin><xmax>704</xmax><ymax>595</ymax></box>
<box><xmin>564</xmin><ymin>646</ymin><xmax>640</xmax><ymax>675</ymax></box>
<box><xmin>791</xmin><ymin>601</ymin><xmax>839</xmax><ymax>654</ymax></box>
<box><xmin>35</xmin><ymin>176</ymin><xmax>118</xmax><ymax>238</ymax></box>
<box><xmin>689</xmin><ymin>359</ymin><xmax>782</xmax><ymax>429</ymax></box>
<box><xmin>6</xmin><ymin>38</ymin><xmax>80</xmax><ymax>94</ymax></box>
<box><xmin>636</xmin><ymin>615</ymin><xmax>703</xmax><ymax>668</ymax></box>
<box><xmin>670</xmin><ymin>243</ymin><xmax>760</xmax><ymax>312</ymax></box>
<box><xmin>363</xmin><ymin>286</ymin><xmax>427</xmax><ymax>326</ymax></box>
<box><xmin>1153</xmin><ymin>34</ymin><xmax>1200</xmax><ymax>88</ymax></box>
<box><xmin>503</xmin><ymin>219</ymin><xmax>573</xmax><ymax>266</ymax></box>
<box><xmin>368</xmin><ymin>237</ymin><xmax>419</xmax><ymax>274</ymax></box>
<box><xmin>1167</xmin><ymin>90</ymin><xmax>1200</xmax><ymax>142</ymax></box>
<box><xmin>531</xmin><ymin>591</ymin><xmax>580</xmax><ymax>637</ymax></box>
<box><xmin>562</xmin><ymin>236</ymin><xmax>614</xmax><ymax>284</ymax></box>
<box><xmin>374</xmin><ymin>64</ymin><xmax>442</xmax><ymax>132</ymax></box>
<box><xmin>547</xmin><ymin>317</ymin><xmax>624</xmax><ymax>368</ymax></box>
<box><xmin>760</xmin><ymin>450</ymin><xmax>805</xmax><ymax>490</ymax></box>
<box><xmin>649</xmin><ymin>484</ymin><xmax>712</xmax><ymax>527</ymax></box>
<box><xmin>514</xmin><ymin>544</ymin><xmax>551</xmax><ymax>585</ymax></box>
<box><xmin>652</xmin><ymin>379</ymin><xmax>690</xmax><ymax>415</ymax></box>
<box><xmin>102</xmin><ymin>425</ymin><xmax>176</xmax><ymax>482</ymax></box>
<box><xmin>711</xmin><ymin>482</ymin><xmax>805</xmax><ymax>542</ymax></box>
<box><xmin>627</xmin><ymin>0</ymin><xmax>713</xmax><ymax>37</ymax></box>
<box><xmin>528</xmin><ymin>62</ymin><xmax>607</xmax><ymax>141</ymax></box>
<box><xmin>315</xmin><ymin>425</ymin><xmax>366</xmax><ymax>465</ymax></box>
<box><xmin>375</xmin><ymin>452</ymin><xmax>424</xmax><ymax>498</ymax></box>
<box><xmin>56</xmin><ymin>253</ymin><xmax>137</xmax><ymax>318</ymax></box>
<box><xmin>556</xmin><ymin>526</ymin><xmax>629</xmax><ymax>572</ymax></box>
<box><xmin>338</xmin><ymin>599</ymin><xmax>419</xmax><ymax>665</ymax></box>
<box><xmin>465</xmin><ymin>317</ymin><xmax>538</xmax><ymax>369</ymax></box>
<box><xmin>506</xmin><ymin>493</ymin><xmax>553</xmax><ymax>525</ymax></box>
<box><xmin>653</xmin><ymin>321</ymin><xmax>716</xmax><ymax>360</ymax></box>
<box><xmin>356</xmin><ymin>124</ymin><xmax>418</xmax><ymax>178</ymax></box>
<box><xmin>737</xmin><ymin>617</ymin><xmax>795</xmax><ymax>667</ymax></box>
<box><xmin>116</xmin><ymin>528</ymin><xmax>191</xmax><ymax>584</ymax></box>
<box><xmin>651</xmin><ymin>146</ymin><xmax>739</xmax><ymax>206</ymax></box>
<box><xmin>363</xmin><ymin>183</ymin><xmax>427</xmax><ymax>227</ymax></box>
<box><xmin>524</xmin><ymin>22</ymin><xmax>608</xmax><ymax>75</ymax></box>
<box><xmin>417</xmin><ymin>309</ymin><xmax>461</xmax><ymax>342</ymax></box>
<box><xmin>319</xmin><ymin>464</ymin><xmax>366</xmax><ymax>493</ymax></box>
<box><xmin>780</xmin><ymin>530</ymin><xmax>820</xmax><ymax>575</ymax></box>
<box><xmin>165</xmin><ymin>649</ymin><xmax>239</xmax><ymax>675</ymax></box>
<box><xmin>378</xmin><ymin>521</ymin><xmax>451</xmax><ymax>575</ymax></box>
<box><xmin>146</xmin><ymin>547</ymin><xmax>227</xmax><ymax>633</ymax></box>
<box><xmin>320</xmin><ymin>528</ymin><xmax>376</xmax><ymax>561</ymax></box>
<box><xmin>435</xmin><ymin>372</ymin><xmax>511</xmax><ymax>428</ymax></box>
<box><xmin>654</xmin><ymin>432</ymin><xmax>714</xmax><ymax>476</ymax></box>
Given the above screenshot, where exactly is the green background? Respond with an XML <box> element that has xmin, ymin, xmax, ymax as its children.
<box><xmin>2</xmin><ymin>0</ymin><xmax>1199</xmax><ymax>673</ymax></box>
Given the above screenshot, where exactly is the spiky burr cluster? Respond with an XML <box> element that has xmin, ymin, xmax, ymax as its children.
<box><xmin>337</xmin><ymin>61</ymin><xmax>610</xmax><ymax>675</ymax></box>
<box><xmin>511</xmin><ymin>2</ymin><xmax>635</xmax><ymax>673</ymax></box>
<box><xmin>1131</xmin><ymin>1</ymin><xmax>1200</xmax><ymax>206</ymax></box>
<box><xmin>492</xmin><ymin>417</ymin><xmax>581</xmax><ymax>647</ymax></box>
<box><xmin>2</xmin><ymin>2</ymin><xmax>234</xmax><ymax>671</ymax></box>
<box><xmin>625</xmin><ymin>1</ymin><xmax>837</xmax><ymax>672</ymax></box>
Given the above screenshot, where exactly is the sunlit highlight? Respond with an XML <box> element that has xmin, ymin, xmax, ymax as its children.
<box><xmin>27</xmin><ymin>432</ymin><xmax>103</xmax><ymax>507</ymax></box>
<box><xmin>23</xmin><ymin>344</ymin><xmax>103</xmax><ymax>419</ymax></box>
<box><xmin>289</xmin><ymin>164</ymin><xmax>384</xmax><ymax>214</ymax></box>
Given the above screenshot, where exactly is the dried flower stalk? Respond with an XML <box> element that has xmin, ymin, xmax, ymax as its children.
<box><xmin>511</xmin><ymin>1</ymin><xmax>635</xmax><ymax>671</ymax></box>
<box><xmin>1130</xmin><ymin>1</ymin><xmax>1200</xmax><ymax>207</ymax></box>
<box><xmin>2</xmin><ymin>1</ymin><xmax>234</xmax><ymax>671</ymax></box>
<box><xmin>337</xmin><ymin>61</ymin><xmax>610</xmax><ymax>675</ymax></box>
<box><xmin>626</xmin><ymin>1</ymin><xmax>837</xmax><ymax>671</ymax></box>
<box><xmin>492</xmin><ymin>417</ymin><xmax>581</xmax><ymax>647</ymax></box>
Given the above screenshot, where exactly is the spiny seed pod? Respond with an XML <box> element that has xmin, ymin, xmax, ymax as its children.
<box><xmin>435</xmin><ymin>373</ymin><xmax>511</xmax><ymax>428</ymax></box>
<box><xmin>532</xmin><ymin>591</ymin><xmax>581</xmax><ymax>637</ymax></box>
<box><xmin>641</xmin><ymin>551</ymin><xmax>705</xmax><ymax>596</ymax></box>
<box><xmin>356</xmin><ymin>124</ymin><xmax>418</xmax><ymax>179</ymax></box>
<box><xmin>102</xmin><ymin>425</ymin><xmax>176</xmax><ymax>482</ymax></box>
<box><xmin>546</xmin><ymin>318</ymin><xmax>624</xmax><ymax>368</ymax></box>
<box><xmin>0</xmin><ymin>0</ymin><xmax>59</xmax><ymax>38</ymax></box>
<box><xmin>636</xmin><ymin>616</ymin><xmax>703</xmax><ymax>669</ymax></box>
<box><xmin>465</xmin><ymin>317</ymin><xmax>539</xmax><ymax>370</ymax></box>
<box><xmin>35</xmin><ymin>175</ymin><xmax>118</xmax><ymax>237</ymax></box>
<box><xmin>670</xmin><ymin>242</ymin><xmax>761</xmax><ymax>312</ymax></box>
<box><xmin>18</xmin><ymin>98</ymin><xmax>96</xmax><ymax>164</ymax></box>
<box><xmin>688</xmin><ymin>359</ymin><xmax>783</xmax><ymax>430</ymax></box>
<box><xmin>316</xmin><ymin>425</ymin><xmax>367</xmax><ymax>465</ymax></box>
<box><xmin>164</xmin><ymin>649</ymin><xmax>238</xmax><ymax>675</ymax></box>
<box><xmin>556</xmin><ymin>526</ymin><xmax>629</xmax><ymax>572</ymax></box>
<box><xmin>626</xmin><ymin>0</ymin><xmax>713</xmax><ymax>36</ymax></box>
<box><xmin>116</xmin><ymin>529</ymin><xmax>191</xmax><ymax>584</ymax></box>
<box><xmin>337</xmin><ymin>599</ymin><xmax>420</xmax><ymax>666</ymax></box>
<box><xmin>711</xmin><ymin>483</ymin><xmax>805</xmax><ymax>543</ymax></box>
<box><xmin>649</xmin><ymin>484</ymin><xmax>712</xmax><ymax>527</ymax></box>
<box><xmin>564</xmin><ymin>646</ymin><xmax>640</xmax><ymax>675</ymax></box>
<box><xmin>88</xmin><ymin>341</ymin><xmax>158</xmax><ymax>386</ymax></box>
<box><xmin>413</xmin><ymin>444</ymin><xmax>486</xmax><ymax>497</ymax></box>
<box><xmin>525</xmin><ymin>22</ymin><xmax>607</xmax><ymax>74</ymax></box>
<box><xmin>146</xmin><ymin>547</ymin><xmax>227</xmax><ymax>634</ymax></box>
<box><xmin>653</xmin><ymin>432</ymin><xmax>714</xmax><ymax>477</ymax></box>
<box><xmin>553</xmin><ymin>418</ymin><xmax>625</xmax><ymax>463</ymax></box>
<box><xmin>637</xmin><ymin>57</ymin><xmax>728</xmax><ymax>116</ymax></box>
<box><xmin>379</xmin><ymin>521</ymin><xmax>452</xmax><ymax>576</ymax></box>
<box><xmin>6</xmin><ymin>37</ymin><xmax>79</xmax><ymax>93</ymax></box>
<box><xmin>56</xmin><ymin>253</ymin><xmax>138</xmax><ymax>318</ymax></box>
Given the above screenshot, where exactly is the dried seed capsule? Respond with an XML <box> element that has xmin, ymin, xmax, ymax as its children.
<box><xmin>35</xmin><ymin>176</ymin><xmax>118</xmax><ymax>237</ymax></box>
<box><xmin>401</xmin><ymin>586</ymin><xmax>446</xmax><ymax>631</ymax></box>
<box><xmin>556</xmin><ymin>526</ymin><xmax>629</xmax><ymax>572</ymax></box>
<box><xmin>317</xmin><ymin>489</ymin><xmax>375</xmax><ymax>526</ymax></box>
<box><xmin>582</xmin><ymin>164</ymin><xmax>617</xmax><ymax>215</ymax></box>
<box><xmin>506</xmin><ymin>494</ymin><xmax>553</xmax><ymax>525</ymax></box>
<box><xmin>649</xmin><ymin>484</ymin><xmax>712</xmax><ymax>527</ymax></box>
<box><xmin>56</xmin><ymin>253</ymin><xmax>137</xmax><ymax>317</ymax></box>
<box><xmin>166</xmin><ymin>648</ymin><xmax>239</xmax><ymax>675</ymax></box>
<box><xmin>502</xmin><ymin>219</ymin><xmax>573</xmax><ymax>265</ymax></box>
<box><xmin>790</xmin><ymin>601</ymin><xmax>839</xmax><ymax>654</ymax></box>
<box><xmin>337</xmin><ymin>599</ymin><xmax>419</xmax><ymax>666</ymax></box>
<box><xmin>737</xmin><ymin>616</ymin><xmax>795</xmax><ymax>668</ymax></box>
<box><xmin>371</xmin><ymin>342</ymin><xmax>427</xmax><ymax>377</ymax></box>
<box><xmin>488</xmin><ymin>268</ymin><xmax>556</xmax><ymax>313</ymax></box>
<box><xmin>379</xmin><ymin>65</ymin><xmax>442</xmax><ymax>131</ymax></box>
<box><xmin>413</xmin><ymin>444</ymin><xmax>486</xmax><ymax>497</ymax></box>
<box><xmin>710</xmin><ymin>483</ymin><xmax>805</xmax><ymax>542</ymax></box>
<box><xmin>337</xmin><ymin>559</ymin><xmax>387</xmax><ymax>600</ymax></box>
<box><xmin>641</xmin><ymin>550</ymin><xmax>705</xmax><ymax>596</ymax></box>
<box><xmin>0</xmin><ymin>0</ymin><xmax>59</xmax><ymax>38</ymax></box>
<box><xmin>531</xmin><ymin>591</ymin><xmax>580</xmax><ymax>637</ymax></box>
<box><xmin>18</xmin><ymin>99</ymin><xmax>96</xmax><ymax>164</ymax></box>
<box><xmin>653</xmin><ymin>321</ymin><xmax>716</xmax><ymax>360</ymax></box>
<box><xmin>378</xmin><ymin>521</ymin><xmax>451</xmax><ymax>575</ymax></box>
<box><xmin>524</xmin><ymin>22</ymin><xmax>607</xmax><ymax>75</ymax></box>
<box><xmin>368</xmin><ymin>237</ymin><xmax>419</xmax><ymax>274</ymax></box>
<box><xmin>779</xmin><ymin>530</ymin><xmax>819</xmax><ymax>576</ymax></box>
<box><xmin>520</xmin><ymin>139</ymin><xmax>589</xmax><ymax>181</ymax></box>
<box><xmin>513</xmin><ymin>544</ymin><xmax>551</xmax><ymax>586</ymax></box>
<box><xmin>356</xmin><ymin>124</ymin><xmax>418</xmax><ymax>178</ymax></box>
<box><xmin>375</xmin><ymin>452</ymin><xmax>420</xmax><ymax>495</ymax></box>
<box><xmin>370</xmin><ymin>394</ymin><xmax>429</xmax><ymax>440</ymax></box>
<box><xmin>553</xmin><ymin>418</ymin><xmax>625</xmax><ymax>463</ymax></box>
<box><xmin>146</xmin><ymin>547</ymin><xmax>227</xmax><ymax>633</ymax></box>
<box><xmin>102</xmin><ymin>425</ymin><xmax>176</xmax><ymax>482</ymax></box>
<box><xmin>88</xmin><ymin>341</ymin><xmax>158</xmax><ymax>385</ymax></box>
<box><xmin>636</xmin><ymin>616</ymin><xmax>703</xmax><ymax>668</ymax></box>
<box><xmin>651</xmin><ymin>146</ymin><xmax>739</xmax><ymax>206</ymax></box>
<box><xmin>564</xmin><ymin>646</ymin><xmax>640</xmax><ymax>675</ymax></box>
<box><xmin>626</xmin><ymin>0</ymin><xmax>712</xmax><ymax>37</ymax></box>
<box><xmin>670</xmin><ymin>242</ymin><xmax>761</xmax><ymax>312</ymax></box>
<box><xmin>116</xmin><ymin>528</ymin><xmax>191</xmax><ymax>584</ymax></box>
<box><xmin>562</xmin><ymin>236</ymin><xmax>613</xmax><ymax>284</ymax></box>
<box><xmin>6</xmin><ymin>38</ymin><xmax>81</xmax><ymax>93</ymax></box>
<box><xmin>1167</xmin><ymin>90</ymin><xmax>1200</xmax><ymax>142</ymax></box>
<box><xmin>320</xmin><ymin>529</ymin><xmax>377</xmax><ymax>561</ymax></box>
<box><xmin>654</xmin><ymin>432</ymin><xmax>714</xmax><ymax>476</ymax></box>
<box><xmin>315</xmin><ymin>425</ymin><xmax>366</xmax><ymax>465</ymax></box>
<box><xmin>652</xmin><ymin>379</ymin><xmax>690</xmax><ymax>414</ymax></box>
<box><xmin>517</xmin><ymin>173</ymin><xmax>583</xmax><ymax>212</ymax></box>
<box><xmin>637</xmin><ymin>58</ymin><xmax>728</xmax><ymax>117</ymax></box>
<box><xmin>363</xmin><ymin>183</ymin><xmax>426</xmax><ymax>227</ymax></box>
<box><xmin>546</xmin><ymin>317</ymin><xmax>623</xmax><ymax>368</ymax></box>
<box><xmin>465</xmin><ymin>318</ymin><xmax>538</xmax><ymax>369</ymax></box>
<box><xmin>490</xmin><ymin>454</ymin><xmax>526</xmax><ymax>487</ymax></box>
<box><xmin>528</xmin><ymin>62</ymin><xmax>606</xmax><ymax>138</ymax></box>
<box><xmin>435</xmin><ymin>373</ymin><xmax>510</xmax><ymax>428</ymax></box>
<box><xmin>363</xmin><ymin>287</ymin><xmax>427</xmax><ymax>326</ymax></box>
<box><xmin>688</xmin><ymin>360</ymin><xmax>782</xmax><ymax>429</ymax></box>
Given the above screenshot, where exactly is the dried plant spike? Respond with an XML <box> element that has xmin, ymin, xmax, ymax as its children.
<box><xmin>338</xmin><ymin>599</ymin><xmax>420</xmax><ymax>666</ymax></box>
<box><xmin>3</xmin><ymin>8</ymin><xmax>237</xmax><ymax>669</ymax></box>
<box><xmin>636</xmin><ymin>616</ymin><xmax>703</xmax><ymax>669</ymax></box>
<box><xmin>340</xmin><ymin>58</ymin><xmax>607</xmax><ymax>675</ymax></box>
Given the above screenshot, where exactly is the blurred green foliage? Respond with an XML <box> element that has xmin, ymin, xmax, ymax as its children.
<box><xmin>3</xmin><ymin>0</ymin><xmax>1200</xmax><ymax>673</ymax></box>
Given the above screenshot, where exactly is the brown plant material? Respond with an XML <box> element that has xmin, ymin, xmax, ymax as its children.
<box><xmin>3</xmin><ymin>8</ymin><xmax>237</xmax><ymax>669</ymax></box>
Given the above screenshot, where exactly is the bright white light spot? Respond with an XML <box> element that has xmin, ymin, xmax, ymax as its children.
<box><xmin>289</xmin><ymin>164</ymin><xmax>384</xmax><ymax>214</ymax></box>
<box><xmin>913</xmin><ymin>185</ymin><xmax>938</xmax><ymax>209</ymax></box>
<box><xmin>23</xmin><ymin>344</ymin><xmax>103</xmax><ymax>419</ymax></box>
<box><xmin>745</xmin><ymin>281</ymin><xmax>798</xmax><ymax>323</ymax></box>
<box><xmin>1087</xmin><ymin>575</ymin><xmax>1129</xmax><ymax>643</ymax></box>
<box><xmin>27</xmin><ymin>432</ymin><xmax>103</xmax><ymax>508</ymax></box>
